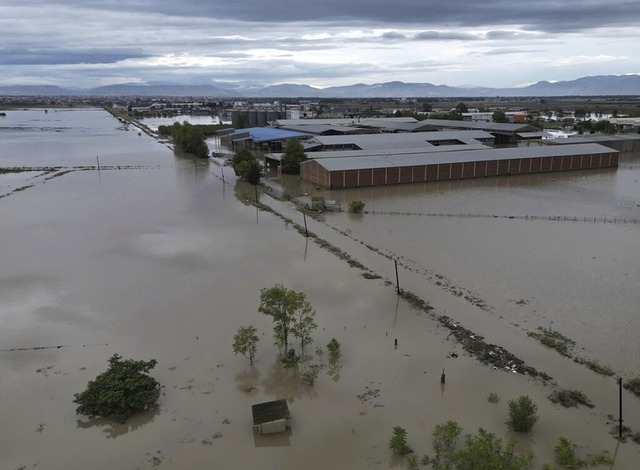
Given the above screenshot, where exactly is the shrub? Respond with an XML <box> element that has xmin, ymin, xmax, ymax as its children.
<box><xmin>348</xmin><ymin>200</ymin><xmax>366</xmax><ymax>213</ymax></box>
<box><xmin>554</xmin><ymin>437</ymin><xmax>582</xmax><ymax>468</ymax></box>
<box><xmin>389</xmin><ymin>426</ymin><xmax>412</xmax><ymax>455</ymax></box>
<box><xmin>74</xmin><ymin>354</ymin><xmax>160</xmax><ymax>422</ymax></box>
<box><xmin>507</xmin><ymin>395</ymin><xmax>538</xmax><ymax>432</ymax></box>
<box><xmin>488</xmin><ymin>393</ymin><xmax>500</xmax><ymax>404</ymax></box>
<box><xmin>327</xmin><ymin>338</ymin><xmax>342</xmax><ymax>363</ymax></box>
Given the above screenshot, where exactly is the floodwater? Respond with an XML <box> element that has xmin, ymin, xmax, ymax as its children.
<box><xmin>1</xmin><ymin>108</ymin><xmax>639</xmax><ymax>469</ymax></box>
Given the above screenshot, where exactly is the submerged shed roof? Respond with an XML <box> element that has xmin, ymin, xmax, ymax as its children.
<box><xmin>252</xmin><ymin>399</ymin><xmax>290</xmax><ymax>425</ymax></box>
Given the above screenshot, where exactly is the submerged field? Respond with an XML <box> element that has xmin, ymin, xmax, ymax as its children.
<box><xmin>1</xmin><ymin>108</ymin><xmax>639</xmax><ymax>469</ymax></box>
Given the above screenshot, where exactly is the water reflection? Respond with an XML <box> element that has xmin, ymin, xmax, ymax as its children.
<box><xmin>76</xmin><ymin>406</ymin><xmax>160</xmax><ymax>439</ymax></box>
<box><xmin>261</xmin><ymin>356</ymin><xmax>318</xmax><ymax>403</ymax></box>
<box><xmin>252</xmin><ymin>427</ymin><xmax>292</xmax><ymax>447</ymax></box>
<box><xmin>235</xmin><ymin>365</ymin><xmax>260</xmax><ymax>396</ymax></box>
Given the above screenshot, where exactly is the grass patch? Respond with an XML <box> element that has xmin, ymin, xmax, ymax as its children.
<box><xmin>527</xmin><ymin>327</ymin><xmax>575</xmax><ymax>357</ymax></box>
<box><xmin>548</xmin><ymin>389</ymin><xmax>594</xmax><ymax>409</ymax></box>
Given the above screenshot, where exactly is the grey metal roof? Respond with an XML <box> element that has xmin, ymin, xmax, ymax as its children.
<box><xmin>546</xmin><ymin>134</ymin><xmax>640</xmax><ymax>145</ymax></box>
<box><xmin>252</xmin><ymin>399</ymin><xmax>290</xmax><ymax>425</ymax></box>
<box><xmin>304</xmin><ymin>143</ymin><xmax>617</xmax><ymax>172</ymax></box>
<box><xmin>309</xmin><ymin>130</ymin><xmax>494</xmax><ymax>150</ymax></box>
<box><xmin>272</xmin><ymin>117</ymin><xmax>418</xmax><ymax>127</ymax></box>
<box><xmin>409</xmin><ymin>119</ymin><xmax>538</xmax><ymax>133</ymax></box>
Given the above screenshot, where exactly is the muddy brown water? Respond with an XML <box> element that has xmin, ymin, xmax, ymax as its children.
<box><xmin>1</xmin><ymin>109</ymin><xmax>639</xmax><ymax>469</ymax></box>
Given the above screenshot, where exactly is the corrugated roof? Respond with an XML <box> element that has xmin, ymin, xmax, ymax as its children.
<box><xmin>409</xmin><ymin>119</ymin><xmax>538</xmax><ymax>133</ymax></box>
<box><xmin>229</xmin><ymin>127</ymin><xmax>312</xmax><ymax>143</ymax></box>
<box><xmin>304</xmin><ymin>143</ymin><xmax>617</xmax><ymax>172</ymax></box>
<box><xmin>310</xmin><ymin>130</ymin><xmax>494</xmax><ymax>150</ymax></box>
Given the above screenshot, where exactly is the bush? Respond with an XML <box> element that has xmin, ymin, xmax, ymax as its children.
<box><xmin>348</xmin><ymin>200</ymin><xmax>365</xmax><ymax>213</ymax></box>
<box><xmin>327</xmin><ymin>338</ymin><xmax>342</xmax><ymax>363</ymax></box>
<box><xmin>554</xmin><ymin>437</ymin><xmax>582</xmax><ymax>468</ymax></box>
<box><xmin>389</xmin><ymin>426</ymin><xmax>412</xmax><ymax>455</ymax></box>
<box><xmin>74</xmin><ymin>354</ymin><xmax>160</xmax><ymax>422</ymax></box>
<box><xmin>507</xmin><ymin>395</ymin><xmax>538</xmax><ymax>432</ymax></box>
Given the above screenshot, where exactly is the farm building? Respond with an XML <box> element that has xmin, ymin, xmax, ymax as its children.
<box><xmin>252</xmin><ymin>399</ymin><xmax>291</xmax><ymax>435</ymax></box>
<box><xmin>300</xmin><ymin>143</ymin><xmax>618</xmax><ymax>189</ymax></box>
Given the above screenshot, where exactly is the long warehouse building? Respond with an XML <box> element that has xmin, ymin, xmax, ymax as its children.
<box><xmin>300</xmin><ymin>143</ymin><xmax>618</xmax><ymax>189</ymax></box>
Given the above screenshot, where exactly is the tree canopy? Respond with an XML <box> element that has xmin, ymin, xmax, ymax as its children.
<box><xmin>233</xmin><ymin>325</ymin><xmax>259</xmax><ymax>365</ymax></box>
<box><xmin>258</xmin><ymin>284</ymin><xmax>315</xmax><ymax>353</ymax></box>
<box><xmin>159</xmin><ymin>121</ymin><xmax>209</xmax><ymax>158</ymax></box>
<box><xmin>73</xmin><ymin>354</ymin><xmax>160</xmax><ymax>423</ymax></box>
<box><xmin>281</xmin><ymin>138</ymin><xmax>306</xmax><ymax>174</ymax></box>
<box><xmin>232</xmin><ymin>149</ymin><xmax>263</xmax><ymax>184</ymax></box>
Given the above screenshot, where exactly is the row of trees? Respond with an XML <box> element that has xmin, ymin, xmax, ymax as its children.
<box><xmin>158</xmin><ymin>122</ymin><xmax>209</xmax><ymax>158</ymax></box>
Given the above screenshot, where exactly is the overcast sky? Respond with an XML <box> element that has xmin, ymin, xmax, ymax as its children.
<box><xmin>1</xmin><ymin>0</ymin><xmax>639</xmax><ymax>89</ymax></box>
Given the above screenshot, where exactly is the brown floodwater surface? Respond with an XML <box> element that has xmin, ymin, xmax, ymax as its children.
<box><xmin>1</xmin><ymin>109</ymin><xmax>639</xmax><ymax>469</ymax></box>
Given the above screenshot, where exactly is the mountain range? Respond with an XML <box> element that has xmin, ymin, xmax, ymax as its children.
<box><xmin>1</xmin><ymin>75</ymin><xmax>640</xmax><ymax>98</ymax></box>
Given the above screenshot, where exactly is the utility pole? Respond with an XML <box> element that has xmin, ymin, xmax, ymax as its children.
<box><xmin>618</xmin><ymin>377</ymin><xmax>623</xmax><ymax>438</ymax></box>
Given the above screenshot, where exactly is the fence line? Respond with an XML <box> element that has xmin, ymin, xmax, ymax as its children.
<box><xmin>366</xmin><ymin>210</ymin><xmax>640</xmax><ymax>225</ymax></box>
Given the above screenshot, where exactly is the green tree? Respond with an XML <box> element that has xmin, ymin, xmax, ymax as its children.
<box><xmin>232</xmin><ymin>149</ymin><xmax>256</xmax><ymax>176</ymax></box>
<box><xmin>507</xmin><ymin>395</ymin><xmax>538</xmax><ymax>432</ymax></box>
<box><xmin>389</xmin><ymin>426</ymin><xmax>412</xmax><ymax>455</ymax></box>
<box><xmin>233</xmin><ymin>325</ymin><xmax>259</xmax><ymax>365</ymax></box>
<box><xmin>454</xmin><ymin>428</ymin><xmax>535</xmax><ymax>469</ymax></box>
<box><xmin>554</xmin><ymin>436</ymin><xmax>582</xmax><ymax>468</ymax></box>
<box><xmin>237</xmin><ymin>158</ymin><xmax>263</xmax><ymax>186</ymax></box>
<box><xmin>327</xmin><ymin>338</ymin><xmax>342</xmax><ymax>363</ymax></box>
<box><xmin>281</xmin><ymin>138</ymin><xmax>306</xmax><ymax>174</ymax></box>
<box><xmin>73</xmin><ymin>354</ymin><xmax>160</xmax><ymax>423</ymax></box>
<box><xmin>290</xmin><ymin>302</ymin><xmax>317</xmax><ymax>354</ymax></box>
<box><xmin>348</xmin><ymin>200</ymin><xmax>366</xmax><ymax>213</ymax></box>
<box><xmin>455</xmin><ymin>102</ymin><xmax>468</xmax><ymax>114</ymax></box>
<box><xmin>492</xmin><ymin>110</ymin><xmax>508</xmax><ymax>123</ymax></box>
<box><xmin>259</xmin><ymin>284</ymin><xmax>313</xmax><ymax>352</ymax></box>
<box><xmin>160</xmin><ymin>121</ymin><xmax>209</xmax><ymax>158</ymax></box>
<box><xmin>432</xmin><ymin>420</ymin><xmax>462</xmax><ymax>467</ymax></box>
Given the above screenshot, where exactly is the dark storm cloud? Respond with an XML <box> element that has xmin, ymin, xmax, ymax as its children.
<box><xmin>14</xmin><ymin>0</ymin><xmax>639</xmax><ymax>32</ymax></box>
<box><xmin>60</xmin><ymin>0</ymin><xmax>640</xmax><ymax>32</ymax></box>
<box><xmin>0</xmin><ymin>47</ymin><xmax>147</xmax><ymax>66</ymax></box>
<box><xmin>413</xmin><ymin>31</ymin><xmax>479</xmax><ymax>41</ymax></box>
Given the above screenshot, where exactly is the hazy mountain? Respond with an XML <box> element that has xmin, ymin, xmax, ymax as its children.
<box><xmin>89</xmin><ymin>84</ymin><xmax>238</xmax><ymax>97</ymax></box>
<box><xmin>1</xmin><ymin>75</ymin><xmax>639</xmax><ymax>98</ymax></box>
<box><xmin>0</xmin><ymin>85</ymin><xmax>71</xmax><ymax>96</ymax></box>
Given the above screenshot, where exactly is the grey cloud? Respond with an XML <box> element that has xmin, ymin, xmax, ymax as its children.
<box><xmin>0</xmin><ymin>48</ymin><xmax>147</xmax><ymax>66</ymax></box>
<box><xmin>413</xmin><ymin>31</ymin><xmax>479</xmax><ymax>41</ymax></box>
<box><xmin>12</xmin><ymin>0</ymin><xmax>640</xmax><ymax>32</ymax></box>
<box><xmin>382</xmin><ymin>32</ymin><xmax>407</xmax><ymax>40</ymax></box>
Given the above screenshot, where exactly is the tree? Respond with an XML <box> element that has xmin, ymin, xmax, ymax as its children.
<box><xmin>259</xmin><ymin>284</ymin><xmax>314</xmax><ymax>353</ymax></box>
<box><xmin>290</xmin><ymin>302</ymin><xmax>317</xmax><ymax>354</ymax></box>
<box><xmin>492</xmin><ymin>110</ymin><xmax>508</xmax><ymax>123</ymax></box>
<box><xmin>73</xmin><ymin>354</ymin><xmax>160</xmax><ymax>423</ymax></box>
<box><xmin>233</xmin><ymin>325</ymin><xmax>259</xmax><ymax>365</ymax></box>
<box><xmin>454</xmin><ymin>428</ymin><xmax>534</xmax><ymax>469</ymax></box>
<box><xmin>455</xmin><ymin>102</ymin><xmax>468</xmax><ymax>114</ymax></box>
<box><xmin>232</xmin><ymin>149</ymin><xmax>256</xmax><ymax>175</ymax></box>
<box><xmin>432</xmin><ymin>420</ymin><xmax>462</xmax><ymax>466</ymax></box>
<box><xmin>507</xmin><ymin>395</ymin><xmax>538</xmax><ymax>432</ymax></box>
<box><xmin>281</xmin><ymin>138</ymin><xmax>306</xmax><ymax>174</ymax></box>
<box><xmin>161</xmin><ymin>121</ymin><xmax>209</xmax><ymax>158</ymax></box>
<box><xmin>348</xmin><ymin>200</ymin><xmax>366</xmax><ymax>213</ymax></box>
<box><xmin>389</xmin><ymin>426</ymin><xmax>412</xmax><ymax>455</ymax></box>
<box><xmin>237</xmin><ymin>158</ymin><xmax>263</xmax><ymax>186</ymax></box>
<box><xmin>327</xmin><ymin>338</ymin><xmax>342</xmax><ymax>363</ymax></box>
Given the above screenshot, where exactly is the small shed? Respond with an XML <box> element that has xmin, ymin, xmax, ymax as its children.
<box><xmin>252</xmin><ymin>399</ymin><xmax>291</xmax><ymax>434</ymax></box>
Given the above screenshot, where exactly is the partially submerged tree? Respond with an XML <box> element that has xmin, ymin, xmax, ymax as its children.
<box><xmin>258</xmin><ymin>284</ymin><xmax>315</xmax><ymax>353</ymax></box>
<box><xmin>454</xmin><ymin>428</ymin><xmax>535</xmax><ymax>469</ymax></box>
<box><xmin>348</xmin><ymin>200</ymin><xmax>365</xmax><ymax>213</ymax></box>
<box><xmin>232</xmin><ymin>149</ymin><xmax>257</xmax><ymax>176</ymax></box>
<box><xmin>74</xmin><ymin>354</ymin><xmax>160</xmax><ymax>423</ymax></box>
<box><xmin>327</xmin><ymin>338</ymin><xmax>342</xmax><ymax>364</ymax></box>
<box><xmin>507</xmin><ymin>395</ymin><xmax>538</xmax><ymax>432</ymax></box>
<box><xmin>389</xmin><ymin>426</ymin><xmax>412</xmax><ymax>455</ymax></box>
<box><xmin>281</xmin><ymin>138</ymin><xmax>306</xmax><ymax>174</ymax></box>
<box><xmin>233</xmin><ymin>325</ymin><xmax>259</xmax><ymax>365</ymax></box>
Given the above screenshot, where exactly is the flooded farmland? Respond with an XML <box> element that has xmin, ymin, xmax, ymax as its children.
<box><xmin>1</xmin><ymin>108</ymin><xmax>639</xmax><ymax>469</ymax></box>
